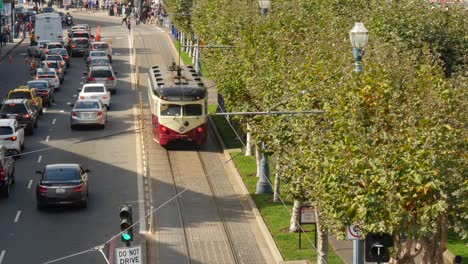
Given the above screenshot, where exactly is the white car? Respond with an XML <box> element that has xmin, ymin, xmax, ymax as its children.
<box><xmin>78</xmin><ymin>83</ymin><xmax>111</xmax><ymax>109</ymax></box>
<box><xmin>28</xmin><ymin>40</ymin><xmax>50</xmax><ymax>57</ymax></box>
<box><xmin>0</xmin><ymin>118</ymin><xmax>25</xmax><ymax>155</ymax></box>
<box><xmin>35</xmin><ymin>68</ymin><xmax>60</xmax><ymax>90</ymax></box>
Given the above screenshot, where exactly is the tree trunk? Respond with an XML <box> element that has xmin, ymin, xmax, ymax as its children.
<box><xmin>289</xmin><ymin>200</ymin><xmax>301</xmax><ymax>232</ymax></box>
<box><xmin>273</xmin><ymin>158</ymin><xmax>280</xmax><ymax>202</ymax></box>
<box><xmin>255</xmin><ymin>143</ymin><xmax>261</xmax><ymax>178</ymax></box>
<box><xmin>420</xmin><ymin>213</ymin><xmax>448</xmax><ymax>264</ymax></box>
<box><xmin>315</xmin><ymin>208</ymin><xmax>328</xmax><ymax>264</ymax></box>
<box><xmin>393</xmin><ymin>235</ymin><xmax>417</xmax><ymax>264</ymax></box>
<box><xmin>245</xmin><ymin>123</ymin><xmax>252</xmax><ymax>156</ymax></box>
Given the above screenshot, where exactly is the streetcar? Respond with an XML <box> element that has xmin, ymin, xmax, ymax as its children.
<box><xmin>147</xmin><ymin>64</ymin><xmax>208</xmax><ymax>146</ymax></box>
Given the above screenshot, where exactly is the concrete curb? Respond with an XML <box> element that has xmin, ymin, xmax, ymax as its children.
<box><xmin>0</xmin><ymin>38</ymin><xmax>25</xmax><ymax>62</ymax></box>
<box><xmin>208</xmin><ymin>116</ymin><xmax>284</xmax><ymax>264</ymax></box>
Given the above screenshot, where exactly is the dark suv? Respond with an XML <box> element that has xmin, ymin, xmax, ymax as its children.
<box><xmin>0</xmin><ymin>146</ymin><xmax>15</xmax><ymax>198</ymax></box>
<box><xmin>68</xmin><ymin>38</ymin><xmax>90</xmax><ymax>57</ymax></box>
<box><xmin>27</xmin><ymin>80</ymin><xmax>55</xmax><ymax>107</ymax></box>
<box><xmin>0</xmin><ymin>99</ymin><xmax>39</xmax><ymax>135</ymax></box>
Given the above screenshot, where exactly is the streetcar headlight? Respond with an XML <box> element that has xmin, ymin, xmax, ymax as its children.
<box><xmin>179</xmin><ymin>127</ymin><xmax>185</xmax><ymax>132</ymax></box>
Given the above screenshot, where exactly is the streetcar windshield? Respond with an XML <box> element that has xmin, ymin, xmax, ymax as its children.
<box><xmin>160</xmin><ymin>104</ymin><xmax>181</xmax><ymax>116</ymax></box>
<box><xmin>183</xmin><ymin>104</ymin><xmax>202</xmax><ymax>116</ymax></box>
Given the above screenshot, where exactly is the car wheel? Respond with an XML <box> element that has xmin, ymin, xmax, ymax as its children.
<box><xmin>100</xmin><ymin>124</ymin><xmax>105</xmax><ymax>129</ymax></box>
<box><xmin>27</xmin><ymin>126</ymin><xmax>34</xmax><ymax>135</ymax></box>
<box><xmin>48</xmin><ymin>100</ymin><xmax>52</xmax><ymax>107</ymax></box>
<box><xmin>106</xmin><ymin>105</ymin><xmax>110</xmax><ymax>110</ymax></box>
<box><xmin>111</xmin><ymin>89</ymin><xmax>116</xmax><ymax>95</ymax></box>
<box><xmin>70</xmin><ymin>125</ymin><xmax>75</xmax><ymax>130</ymax></box>
<box><xmin>21</xmin><ymin>141</ymin><xmax>25</xmax><ymax>151</ymax></box>
<box><xmin>1</xmin><ymin>184</ymin><xmax>10</xmax><ymax>198</ymax></box>
<box><xmin>28</xmin><ymin>49</ymin><xmax>32</xmax><ymax>56</ymax></box>
<box><xmin>60</xmin><ymin>79</ymin><xmax>64</xmax><ymax>84</ymax></box>
<box><xmin>36</xmin><ymin>201</ymin><xmax>44</xmax><ymax>210</ymax></box>
<box><xmin>40</xmin><ymin>108</ymin><xmax>43</xmax><ymax>115</ymax></box>
<box><xmin>79</xmin><ymin>199</ymin><xmax>87</xmax><ymax>209</ymax></box>
<box><xmin>66</xmin><ymin>64</ymin><xmax>70</xmax><ymax>68</ymax></box>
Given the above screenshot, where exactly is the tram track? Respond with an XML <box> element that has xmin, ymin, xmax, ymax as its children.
<box><xmin>133</xmin><ymin>27</ymin><xmax>242</xmax><ymax>264</ymax></box>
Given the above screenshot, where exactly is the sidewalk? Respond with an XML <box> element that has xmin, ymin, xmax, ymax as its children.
<box><xmin>0</xmin><ymin>38</ymin><xmax>25</xmax><ymax>62</ymax></box>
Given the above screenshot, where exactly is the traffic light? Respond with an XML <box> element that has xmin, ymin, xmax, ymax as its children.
<box><xmin>365</xmin><ymin>233</ymin><xmax>393</xmax><ymax>262</ymax></box>
<box><xmin>120</xmin><ymin>205</ymin><xmax>133</xmax><ymax>243</ymax></box>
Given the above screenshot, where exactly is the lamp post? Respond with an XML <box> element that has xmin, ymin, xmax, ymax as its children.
<box><xmin>349</xmin><ymin>22</ymin><xmax>369</xmax><ymax>72</ymax></box>
<box><xmin>256</xmin><ymin>142</ymin><xmax>273</xmax><ymax>194</ymax></box>
<box><xmin>258</xmin><ymin>0</ymin><xmax>270</xmax><ymax>16</ymax></box>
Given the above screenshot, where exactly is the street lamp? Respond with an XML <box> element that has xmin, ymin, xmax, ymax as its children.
<box><xmin>258</xmin><ymin>0</ymin><xmax>270</xmax><ymax>16</ymax></box>
<box><xmin>256</xmin><ymin>142</ymin><xmax>273</xmax><ymax>195</ymax></box>
<box><xmin>349</xmin><ymin>22</ymin><xmax>369</xmax><ymax>72</ymax></box>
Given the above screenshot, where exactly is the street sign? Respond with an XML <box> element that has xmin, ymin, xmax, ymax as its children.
<box><xmin>300</xmin><ymin>206</ymin><xmax>316</xmax><ymax>224</ymax></box>
<box><xmin>0</xmin><ymin>0</ymin><xmax>3</xmax><ymax>12</ymax></box>
<box><xmin>346</xmin><ymin>225</ymin><xmax>363</xmax><ymax>240</ymax></box>
<box><xmin>115</xmin><ymin>245</ymin><xmax>142</xmax><ymax>264</ymax></box>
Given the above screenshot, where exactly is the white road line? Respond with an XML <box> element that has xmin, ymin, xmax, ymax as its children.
<box><xmin>13</xmin><ymin>211</ymin><xmax>21</xmax><ymax>223</ymax></box>
<box><xmin>80</xmin><ymin>82</ymin><xmax>84</xmax><ymax>84</ymax></box>
<box><xmin>45</xmin><ymin>136</ymin><xmax>50</xmax><ymax>142</ymax></box>
<box><xmin>60</xmin><ymin>110</ymin><xmax>64</xmax><ymax>113</ymax></box>
<box><xmin>43</xmin><ymin>108</ymin><xmax>47</xmax><ymax>113</ymax></box>
<box><xmin>115</xmin><ymin>37</ymin><xmax>123</xmax><ymax>40</ymax></box>
<box><xmin>73</xmin><ymin>94</ymin><xmax>77</xmax><ymax>97</ymax></box>
<box><xmin>81</xmin><ymin>76</ymin><xmax>85</xmax><ymax>79</ymax></box>
<box><xmin>37</xmin><ymin>155</ymin><xmax>42</xmax><ymax>163</ymax></box>
<box><xmin>27</xmin><ymin>179</ymin><xmax>33</xmax><ymax>189</ymax></box>
<box><xmin>52</xmin><ymin>118</ymin><xmax>56</xmax><ymax>125</ymax></box>
<box><xmin>0</xmin><ymin>250</ymin><xmax>5</xmax><ymax>264</ymax></box>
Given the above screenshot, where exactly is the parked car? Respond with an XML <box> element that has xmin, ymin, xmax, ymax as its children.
<box><xmin>78</xmin><ymin>83</ymin><xmax>111</xmax><ymax>109</ymax></box>
<box><xmin>85</xmin><ymin>42</ymin><xmax>113</xmax><ymax>62</ymax></box>
<box><xmin>0</xmin><ymin>146</ymin><xmax>15</xmax><ymax>198</ymax></box>
<box><xmin>6</xmin><ymin>88</ymin><xmax>43</xmax><ymax>115</ymax></box>
<box><xmin>0</xmin><ymin>99</ymin><xmax>38</xmax><ymax>135</ymax></box>
<box><xmin>40</xmin><ymin>61</ymin><xmax>65</xmax><ymax>84</ymax></box>
<box><xmin>27</xmin><ymin>80</ymin><xmax>55</xmax><ymax>107</ymax></box>
<box><xmin>85</xmin><ymin>65</ymin><xmax>117</xmax><ymax>94</ymax></box>
<box><xmin>0</xmin><ymin>118</ymin><xmax>25</xmax><ymax>156</ymax></box>
<box><xmin>36</xmin><ymin>163</ymin><xmax>89</xmax><ymax>209</ymax></box>
<box><xmin>70</xmin><ymin>99</ymin><xmax>107</xmax><ymax>129</ymax></box>
<box><xmin>35</xmin><ymin>67</ymin><xmax>61</xmax><ymax>90</ymax></box>
<box><xmin>48</xmin><ymin>48</ymin><xmax>70</xmax><ymax>68</ymax></box>
<box><xmin>28</xmin><ymin>40</ymin><xmax>49</xmax><ymax>57</ymax></box>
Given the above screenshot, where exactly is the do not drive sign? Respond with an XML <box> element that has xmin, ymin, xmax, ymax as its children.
<box><xmin>115</xmin><ymin>245</ymin><xmax>142</xmax><ymax>264</ymax></box>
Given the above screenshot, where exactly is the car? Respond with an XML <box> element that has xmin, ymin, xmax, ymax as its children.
<box><xmin>40</xmin><ymin>61</ymin><xmax>65</xmax><ymax>83</ymax></box>
<box><xmin>39</xmin><ymin>7</ymin><xmax>55</xmax><ymax>13</ymax></box>
<box><xmin>68</xmin><ymin>31</ymin><xmax>94</xmax><ymax>43</ymax></box>
<box><xmin>26</xmin><ymin>80</ymin><xmax>55</xmax><ymax>107</ymax></box>
<box><xmin>71</xmin><ymin>24</ymin><xmax>91</xmax><ymax>33</ymax></box>
<box><xmin>6</xmin><ymin>88</ymin><xmax>43</xmax><ymax>114</ymax></box>
<box><xmin>35</xmin><ymin>164</ymin><xmax>89</xmax><ymax>209</ymax></box>
<box><xmin>85</xmin><ymin>42</ymin><xmax>113</xmax><ymax>62</ymax></box>
<box><xmin>40</xmin><ymin>42</ymin><xmax>65</xmax><ymax>60</ymax></box>
<box><xmin>28</xmin><ymin>40</ymin><xmax>50</xmax><ymax>57</ymax></box>
<box><xmin>44</xmin><ymin>54</ymin><xmax>67</xmax><ymax>74</ymax></box>
<box><xmin>0</xmin><ymin>146</ymin><xmax>15</xmax><ymax>198</ymax></box>
<box><xmin>68</xmin><ymin>38</ymin><xmax>90</xmax><ymax>57</ymax></box>
<box><xmin>78</xmin><ymin>83</ymin><xmax>111</xmax><ymax>109</ymax></box>
<box><xmin>0</xmin><ymin>99</ymin><xmax>39</xmax><ymax>135</ymax></box>
<box><xmin>85</xmin><ymin>65</ymin><xmax>117</xmax><ymax>94</ymax></box>
<box><xmin>0</xmin><ymin>118</ymin><xmax>25</xmax><ymax>156</ymax></box>
<box><xmin>70</xmin><ymin>99</ymin><xmax>107</xmax><ymax>129</ymax></box>
<box><xmin>85</xmin><ymin>50</ymin><xmax>108</xmax><ymax>65</ymax></box>
<box><xmin>87</xmin><ymin>56</ymin><xmax>110</xmax><ymax>68</ymax></box>
<box><xmin>48</xmin><ymin>48</ymin><xmax>70</xmax><ymax>68</ymax></box>
<box><xmin>35</xmin><ymin>68</ymin><xmax>61</xmax><ymax>90</ymax></box>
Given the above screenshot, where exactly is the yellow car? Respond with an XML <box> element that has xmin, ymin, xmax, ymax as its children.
<box><xmin>6</xmin><ymin>87</ymin><xmax>43</xmax><ymax>114</ymax></box>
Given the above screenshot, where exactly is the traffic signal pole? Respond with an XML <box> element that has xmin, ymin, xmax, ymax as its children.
<box><xmin>353</xmin><ymin>240</ymin><xmax>364</xmax><ymax>264</ymax></box>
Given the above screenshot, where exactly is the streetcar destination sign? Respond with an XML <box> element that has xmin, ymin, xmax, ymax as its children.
<box><xmin>115</xmin><ymin>245</ymin><xmax>142</xmax><ymax>264</ymax></box>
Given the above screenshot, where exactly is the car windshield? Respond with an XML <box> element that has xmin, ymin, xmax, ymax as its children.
<box><xmin>90</xmin><ymin>70</ymin><xmax>112</xmax><ymax>78</ymax></box>
<box><xmin>0</xmin><ymin>104</ymin><xmax>27</xmax><ymax>114</ymax></box>
<box><xmin>9</xmin><ymin>92</ymin><xmax>32</xmax><ymax>99</ymax></box>
<box><xmin>38</xmin><ymin>71</ymin><xmax>56</xmax><ymax>76</ymax></box>
<box><xmin>44</xmin><ymin>167</ymin><xmax>79</xmax><ymax>181</ymax></box>
<box><xmin>84</xmin><ymin>87</ymin><xmax>105</xmax><ymax>93</ymax></box>
<box><xmin>75</xmin><ymin>39</ymin><xmax>89</xmax><ymax>45</ymax></box>
<box><xmin>91</xmin><ymin>58</ymin><xmax>109</xmax><ymax>65</ymax></box>
<box><xmin>0</xmin><ymin>126</ymin><xmax>13</xmax><ymax>135</ymax></box>
<box><xmin>48</xmin><ymin>44</ymin><xmax>62</xmax><ymax>49</ymax></box>
<box><xmin>90</xmin><ymin>51</ymin><xmax>106</xmax><ymax>57</ymax></box>
<box><xmin>74</xmin><ymin>101</ymin><xmax>100</xmax><ymax>109</ymax></box>
<box><xmin>28</xmin><ymin>82</ymin><xmax>47</xmax><ymax>90</ymax></box>
<box><xmin>50</xmin><ymin>50</ymin><xmax>67</xmax><ymax>55</ymax></box>
<box><xmin>43</xmin><ymin>62</ymin><xmax>58</xmax><ymax>69</ymax></box>
<box><xmin>160</xmin><ymin>104</ymin><xmax>181</xmax><ymax>116</ymax></box>
<box><xmin>93</xmin><ymin>44</ymin><xmax>108</xmax><ymax>49</ymax></box>
<box><xmin>46</xmin><ymin>56</ymin><xmax>62</xmax><ymax>61</ymax></box>
<box><xmin>72</xmin><ymin>32</ymin><xmax>90</xmax><ymax>38</ymax></box>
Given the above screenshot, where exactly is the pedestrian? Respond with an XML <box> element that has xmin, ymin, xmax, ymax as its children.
<box><xmin>0</xmin><ymin>33</ymin><xmax>4</xmax><ymax>48</ymax></box>
<box><xmin>121</xmin><ymin>13</ymin><xmax>128</xmax><ymax>25</ymax></box>
<box><xmin>127</xmin><ymin>19</ymin><xmax>131</xmax><ymax>32</ymax></box>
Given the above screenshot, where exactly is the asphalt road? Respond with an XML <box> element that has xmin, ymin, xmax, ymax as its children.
<box><xmin>0</xmin><ymin>13</ymin><xmax>142</xmax><ymax>264</ymax></box>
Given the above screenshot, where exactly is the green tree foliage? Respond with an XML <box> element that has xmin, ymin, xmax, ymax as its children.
<box><xmin>164</xmin><ymin>0</ymin><xmax>467</xmax><ymax>261</ymax></box>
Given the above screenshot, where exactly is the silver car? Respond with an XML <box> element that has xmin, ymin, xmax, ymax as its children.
<box><xmin>70</xmin><ymin>99</ymin><xmax>107</xmax><ymax>129</ymax></box>
<box><xmin>85</xmin><ymin>65</ymin><xmax>117</xmax><ymax>94</ymax></box>
<box><xmin>36</xmin><ymin>164</ymin><xmax>89</xmax><ymax>209</ymax></box>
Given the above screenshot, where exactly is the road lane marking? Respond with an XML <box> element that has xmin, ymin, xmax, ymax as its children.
<box><xmin>43</xmin><ymin>108</ymin><xmax>47</xmax><ymax>113</ymax></box>
<box><xmin>115</xmin><ymin>37</ymin><xmax>123</xmax><ymax>40</ymax></box>
<box><xmin>37</xmin><ymin>155</ymin><xmax>42</xmax><ymax>163</ymax></box>
<box><xmin>52</xmin><ymin>118</ymin><xmax>56</xmax><ymax>125</ymax></box>
<box><xmin>28</xmin><ymin>179</ymin><xmax>33</xmax><ymax>189</ymax></box>
<box><xmin>80</xmin><ymin>82</ymin><xmax>84</xmax><ymax>84</ymax></box>
<box><xmin>0</xmin><ymin>250</ymin><xmax>5</xmax><ymax>264</ymax></box>
<box><xmin>60</xmin><ymin>110</ymin><xmax>64</xmax><ymax>113</ymax></box>
<box><xmin>114</xmin><ymin>53</ymin><xmax>122</xmax><ymax>55</ymax></box>
<box><xmin>81</xmin><ymin>76</ymin><xmax>85</xmax><ymax>79</ymax></box>
<box><xmin>73</xmin><ymin>95</ymin><xmax>77</xmax><ymax>97</ymax></box>
<box><xmin>45</xmin><ymin>136</ymin><xmax>50</xmax><ymax>142</ymax></box>
<box><xmin>14</xmin><ymin>211</ymin><xmax>21</xmax><ymax>223</ymax></box>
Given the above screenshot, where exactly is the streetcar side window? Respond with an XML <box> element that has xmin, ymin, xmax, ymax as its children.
<box><xmin>183</xmin><ymin>104</ymin><xmax>202</xmax><ymax>116</ymax></box>
<box><xmin>160</xmin><ymin>104</ymin><xmax>181</xmax><ymax>116</ymax></box>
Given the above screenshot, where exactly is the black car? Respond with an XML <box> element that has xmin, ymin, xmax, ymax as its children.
<box><xmin>27</xmin><ymin>80</ymin><xmax>55</xmax><ymax>107</ymax></box>
<box><xmin>36</xmin><ymin>164</ymin><xmax>89</xmax><ymax>209</ymax></box>
<box><xmin>0</xmin><ymin>99</ymin><xmax>38</xmax><ymax>135</ymax></box>
<box><xmin>68</xmin><ymin>38</ymin><xmax>90</xmax><ymax>57</ymax></box>
<box><xmin>0</xmin><ymin>146</ymin><xmax>15</xmax><ymax>198</ymax></box>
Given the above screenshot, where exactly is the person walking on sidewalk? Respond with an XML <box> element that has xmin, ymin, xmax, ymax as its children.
<box><xmin>127</xmin><ymin>18</ymin><xmax>131</xmax><ymax>33</ymax></box>
<box><xmin>121</xmin><ymin>13</ymin><xmax>128</xmax><ymax>26</ymax></box>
